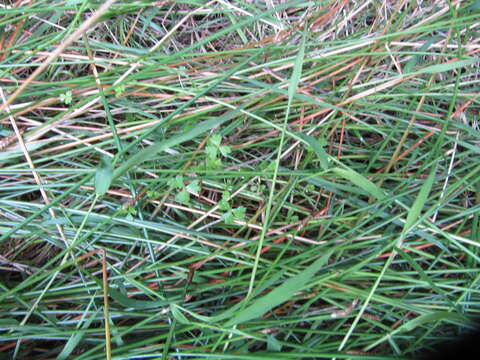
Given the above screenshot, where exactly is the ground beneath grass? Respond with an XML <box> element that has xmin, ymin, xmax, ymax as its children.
<box><xmin>0</xmin><ymin>1</ymin><xmax>479</xmax><ymax>359</ymax></box>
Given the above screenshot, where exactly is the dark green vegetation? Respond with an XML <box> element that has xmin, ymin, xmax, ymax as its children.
<box><xmin>0</xmin><ymin>1</ymin><xmax>479</xmax><ymax>359</ymax></box>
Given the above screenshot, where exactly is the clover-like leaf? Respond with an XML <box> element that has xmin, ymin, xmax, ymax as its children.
<box><xmin>222</xmin><ymin>211</ymin><xmax>234</xmax><ymax>224</ymax></box>
<box><xmin>205</xmin><ymin>145</ymin><xmax>218</xmax><ymax>160</ymax></box>
<box><xmin>115</xmin><ymin>84</ymin><xmax>126</xmax><ymax>98</ymax></box>
<box><xmin>222</xmin><ymin>190</ymin><xmax>231</xmax><ymax>201</ymax></box>
<box><xmin>219</xmin><ymin>145</ymin><xmax>231</xmax><ymax>157</ymax></box>
<box><xmin>60</xmin><ymin>90</ymin><xmax>72</xmax><ymax>105</ymax></box>
<box><xmin>232</xmin><ymin>206</ymin><xmax>246</xmax><ymax>222</ymax></box>
<box><xmin>175</xmin><ymin>189</ymin><xmax>190</xmax><ymax>204</ymax></box>
<box><xmin>218</xmin><ymin>199</ymin><xmax>230</xmax><ymax>211</ymax></box>
<box><xmin>206</xmin><ymin>157</ymin><xmax>222</xmax><ymax>169</ymax></box>
<box><xmin>209</xmin><ymin>133</ymin><xmax>222</xmax><ymax>147</ymax></box>
<box><xmin>169</xmin><ymin>175</ymin><xmax>184</xmax><ymax>189</ymax></box>
<box><xmin>186</xmin><ymin>180</ymin><xmax>201</xmax><ymax>195</ymax></box>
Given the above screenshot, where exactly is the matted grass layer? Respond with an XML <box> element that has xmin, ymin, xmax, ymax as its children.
<box><xmin>0</xmin><ymin>1</ymin><xmax>479</xmax><ymax>359</ymax></box>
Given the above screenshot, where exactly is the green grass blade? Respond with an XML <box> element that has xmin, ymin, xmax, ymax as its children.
<box><xmin>57</xmin><ymin>309</ymin><xmax>100</xmax><ymax>360</ymax></box>
<box><xmin>331</xmin><ymin>167</ymin><xmax>386</xmax><ymax>200</ymax></box>
<box><xmin>401</xmin><ymin>165</ymin><xmax>437</xmax><ymax>236</ymax></box>
<box><xmin>297</xmin><ymin>133</ymin><xmax>330</xmax><ymax>170</ymax></box>
<box><xmin>400</xmin><ymin>311</ymin><xmax>473</xmax><ymax>332</ymax></box>
<box><xmin>416</xmin><ymin>58</ymin><xmax>477</xmax><ymax>74</ymax></box>
<box><xmin>226</xmin><ymin>250</ymin><xmax>332</xmax><ymax>327</ymax></box>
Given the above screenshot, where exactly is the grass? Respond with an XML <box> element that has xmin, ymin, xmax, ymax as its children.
<box><xmin>0</xmin><ymin>0</ymin><xmax>479</xmax><ymax>359</ymax></box>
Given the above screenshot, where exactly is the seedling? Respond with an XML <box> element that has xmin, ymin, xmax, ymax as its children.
<box><xmin>168</xmin><ymin>175</ymin><xmax>201</xmax><ymax>205</ymax></box>
<box><xmin>205</xmin><ymin>134</ymin><xmax>231</xmax><ymax>168</ymax></box>
<box><xmin>59</xmin><ymin>90</ymin><xmax>72</xmax><ymax>104</ymax></box>
<box><xmin>218</xmin><ymin>190</ymin><xmax>246</xmax><ymax>224</ymax></box>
